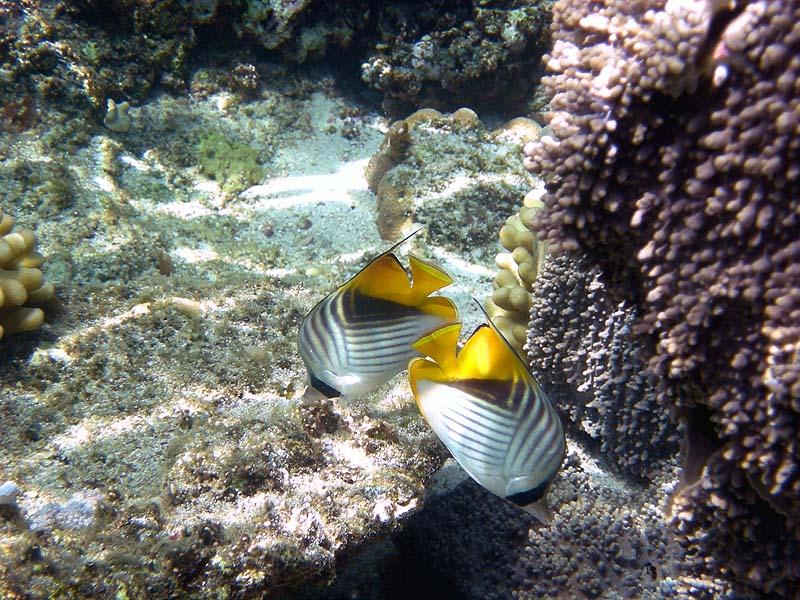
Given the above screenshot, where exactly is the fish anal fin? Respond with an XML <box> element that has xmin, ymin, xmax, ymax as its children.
<box><xmin>408</xmin><ymin>254</ymin><xmax>453</xmax><ymax>299</ymax></box>
<box><xmin>412</xmin><ymin>322</ymin><xmax>461</xmax><ymax>374</ymax></box>
<box><xmin>347</xmin><ymin>254</ymin><xmax>411</xmax><ymax>301</ymax></box>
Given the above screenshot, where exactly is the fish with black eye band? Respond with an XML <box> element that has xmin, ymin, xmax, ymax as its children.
<box><xmin>408</xmin><ymin>309</ymin><xmax>566</xmax><ymax>524</ymax></box>
<box><xmin>298</xmin><ymin>231</ymin><xmax>458</xmax><ymax>401</ymax></box>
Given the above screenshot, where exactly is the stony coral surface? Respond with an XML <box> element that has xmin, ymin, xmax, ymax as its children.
<box><xmin>525</xmin><ymin>0</ymin><xmax>800</xmax><ymax>595</ymax></box>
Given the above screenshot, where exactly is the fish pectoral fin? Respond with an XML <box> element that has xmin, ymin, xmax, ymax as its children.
<box><xmin>411</xmin><ymin>322</ymin><xmax>461</xmax><ymax>373</ymax></box>
<box><xmin>408</xmin><ymin>254</ymin><xmax>454</xmax><ymax>298</ymax></box>
<box><xmin>458</xmin><ymin>324</ymin><xmax>529</xmax><ymax>382</ymax></box>
<box><xmin>347</xmin><ymin>253</ymin><xmax>411</xmax><ymax>301</ymax></box>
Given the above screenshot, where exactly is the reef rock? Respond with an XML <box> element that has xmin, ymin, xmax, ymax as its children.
<box><xmin>361</xmin><ymin>0</ymin><xmax>553</xmax><ymax>114</ymax></box>
<box><xmin>365</xmin><ymin>107</ymin><xmax>537</xmax><ymax>256</ymax></box>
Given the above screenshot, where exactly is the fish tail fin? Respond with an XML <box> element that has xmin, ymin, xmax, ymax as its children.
<box><xmin>412</xmin><ymin>322</ymin><xmax>461</xmax><ymax>373</ymax></box>
<box><xmin>522</xmin><ymin>499</ymin><xmax>552</xmax><ymax>525</ymax></box>
<box><xmin>420</xmin><ymin>296</ymin><xmax>458</xmax><ymax>322</ymax></box>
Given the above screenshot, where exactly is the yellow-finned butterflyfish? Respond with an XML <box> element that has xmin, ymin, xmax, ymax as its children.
<box><xmin>298</xmin><ymin>232</ymin><xmax>457</xmax><ymax>400</ymax></box>
<box><xmin>408</xmin><ymin>317</ymin><xmax>566</xmax><ymax>524</ymax></box>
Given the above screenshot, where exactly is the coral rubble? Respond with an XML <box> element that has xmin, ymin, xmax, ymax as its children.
<box><xmin>525</xmin><ymin>0</ymin><xmax>800</xmax><ymax>595</ymax></box>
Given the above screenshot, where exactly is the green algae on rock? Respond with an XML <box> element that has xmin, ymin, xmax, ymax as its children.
<box><xmin>197</xmin><ymin>130</ymin><xmax>268</xmax><ymax>196</ymax></box>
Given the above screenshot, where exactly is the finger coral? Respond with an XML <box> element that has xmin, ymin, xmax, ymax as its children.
<box><xmin>524</xmin><ymin>0</ymin><xmax>800</xmax><ymax>594</ymax></box>
<box><xmin>485</xmin><ymin>185</ymin><xmax>548</xmax><ymax>354</ymax></box>
<box><xmin>0</xmin><ymin>208</ymin><xmax>54</xmax><ymax>339</ymax></box>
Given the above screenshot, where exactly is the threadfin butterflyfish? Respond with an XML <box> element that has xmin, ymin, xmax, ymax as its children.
<box><xmin>408</xmin><ymin>316</ymin><xmax>565</xmax><ymax>524</ymax></box>
<box><xmin>298</xmin><ymin>233</ymin><xmax>457</xmax><ymax>400</ymax></box>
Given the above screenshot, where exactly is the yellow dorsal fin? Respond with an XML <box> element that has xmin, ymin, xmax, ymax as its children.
<box><xmin>457</xmin><ymin>325</ymin><xmax>528</xmax><ymax>382</ymax></box>
<box><xmin>346</xmin><ymin>253</ymin><xmax>412</xmax><ymax>302</ymax></box>
<box><xmin>408</xmin><ymin>254</ymin><xmax>453</xmax><ymax>300</ymax></box>
<box><xmin>412</xmin><ymin>322</ymin><xmax>461</xmax><ymax>375</ymax></box>
<box><xmin>344</xmin><ymin>244</ymin><xmax>454</xmax><ymax>308</ymax></box>
<box><xmin>408</xmin><ymin>356</ymin><xmax>443</xmax><ymax>400</ymax></box>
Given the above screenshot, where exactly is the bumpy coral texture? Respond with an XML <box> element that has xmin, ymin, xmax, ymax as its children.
<box><xmin>485</xmin><ymin>186</ymin><xmax>548</xmax><ymax>354</ymax></box>
<box><xmin>525</xmin><ymin>0</ymin><xmax>800</xmax><ymax>594</ymax></box>
<box><xmin>0</xmin><ymin>208</ymin><xmax>54</xmax><ymax>339</ymax></box>
<box><xmin>394</xmin><ymin>453</ymin><xmax>687</xmax><ymax>599</ymax></box>
<box><xmin>526</xmin><ymin>254</ymin><xmax>680</xmax><ymax>478</ymax></box>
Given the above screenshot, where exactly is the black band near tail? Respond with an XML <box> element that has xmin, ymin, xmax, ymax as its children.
<box><xmin>309</xmin><ymin>373</ymin><xmax>341</xmax><ymax>399</ymax></box>
<box><xmin>507</xmin><ymin>480</ymin><xmax>549</xmax><ymax>506</ymax></box>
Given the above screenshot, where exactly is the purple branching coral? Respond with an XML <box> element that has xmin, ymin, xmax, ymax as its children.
<box><xmin>525</xmin><ymin>0</ymin><xmax>800</xmax><ymax>595</ymax></box>
<box><xmin>526</xmin><ymin>254</ymin><xmax>680</xmax><ymax>479</ymax></box>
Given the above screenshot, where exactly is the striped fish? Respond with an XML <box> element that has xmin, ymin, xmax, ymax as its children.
<box><xmin>298</xmin><ymin>239</ymin><xmax>457</xmax><ymax>400</ymax></box>
<box><xmin>409</xmin><ymin>319</ymin><xmax>565</xmax><ymax>523</ymax></box>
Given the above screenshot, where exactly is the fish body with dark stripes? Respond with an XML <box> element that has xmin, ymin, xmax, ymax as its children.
<box><xmin>409</xmin><ymin>321</ymin><xmax>566</xmax><ymax>524</ymax></box>
<box><xmin>298</xmin><ymin>238</ymin><xmax>457</xmax><ymax>400</ymax></box>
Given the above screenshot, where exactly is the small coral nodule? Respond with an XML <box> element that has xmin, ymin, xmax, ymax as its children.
<box><xmin>103</xmin><ymin>99</ymin><xmax>131</xmax><ymax>133</ymax></box>
<box><xmin>0</xmin><ymin>208</ymin><xmax>54</xmax><ymax>339</ymax></box>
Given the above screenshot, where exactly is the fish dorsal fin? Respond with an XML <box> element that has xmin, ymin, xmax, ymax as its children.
<box><xmin>346</xmin><ymin>252</ymin><xmax>411</xmax><ymax>302</ymax></box>
<box><xmin>344</xmin><ymin>231</ymin><xmax>453</xmax><ymax>306</ymax></box>
<box><xmin>408</xmin><ymin>254</ymin><xmax>453</xmax><ymax>299</ymax></box>
<box><xmin>457</xmin><ymin>325</ymin><xmax>529</xmax><ymax>382</ymax></box>
<box><xmin>412</xmin><ymin>322</ymin><xmax>461</xmax><ymax>375</ymax></box>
